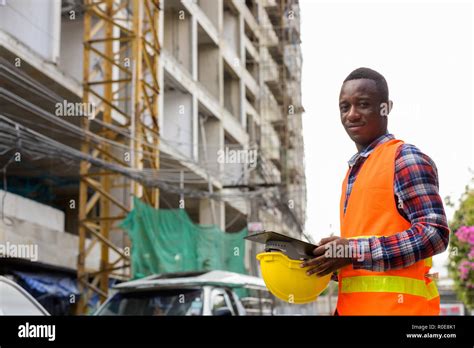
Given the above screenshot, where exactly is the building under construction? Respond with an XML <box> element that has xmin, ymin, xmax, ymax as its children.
<box><xmin>0</xmin><ymin>0</ymin><xmax>306</xmax><ymax>314</ymax></box>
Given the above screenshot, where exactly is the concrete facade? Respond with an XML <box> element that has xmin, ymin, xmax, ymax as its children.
<box><xmin>0</xmin><ymin>0</ymin><xmax>306</xmax><ymax>278</ymax></box>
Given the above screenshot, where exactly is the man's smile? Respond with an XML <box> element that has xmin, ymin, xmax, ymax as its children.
<box><xmin>346</xmin><ymin>123</ymin><xmax>366</xmax><ymax>132</ymax></box>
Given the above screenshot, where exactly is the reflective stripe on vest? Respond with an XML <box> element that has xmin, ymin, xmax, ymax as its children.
<box><xmin>341</xmin><ymin>275</ymin><xmax>439</xmax><ymax>301</ymax></box>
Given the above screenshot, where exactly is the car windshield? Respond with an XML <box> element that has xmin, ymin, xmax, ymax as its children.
<box><xmin>96</xmin><ymin>288</ymin><xmax>204</xmax><ymax>316</ymax></box>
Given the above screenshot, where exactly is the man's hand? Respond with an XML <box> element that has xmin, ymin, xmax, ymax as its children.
<box><xmin>300</xmin><ymin>236</ymin><xmax>352</xmax><ymax>276</ymax></box>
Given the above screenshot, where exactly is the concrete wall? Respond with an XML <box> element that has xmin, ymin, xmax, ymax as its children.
<box><xmin>222</xmin><ymin>137</ymin><xmax>246</xmax><ymax>186</ymax></box>
<box><xmin>198</xmin><ymin>115</ymin><xmax>224</xmax><ymax>177</ymax></box>
<box><xmin>164</xmin><ymin>7</ymin><xmax>192</xmax><ymax>74</ymax></box>
<box><xmin>198</xmin><ymin>0</ymin><xmax>221</xmax><ymax>29</ymax></box>
<box><xmin>224</xmin><ymin>70</ymin><xmax>241</xmax><ymax>118</ymax></box>
<box><xmin>259</xmin><ymin>208</ymin><xmax>284</xmax><ymax>235</ymax></box>
<box><xmin>0</xmin><ymin>190</ymin><xmax>100</xmax><ymax>270</ymax></box>
<box><xmin>261</xmin><ymin>122</ymin><xmax>280</xmax><ymax>161</ymax></box>
<box><xmin>0</xmin><ymin>0</ymin><xmax>61</xmax><ymax>62</ymax></box>
<box><xmin>163</xmin><ymin>88</ymin><xmax>194</xmax><ymax>159</ymax></box>
<box><xmin>0</xmin><ymin>190</ymin><xmax>64</xmax><ymax>233</ymax></box>
<box><xmin>261</xmin><ymin>48</ymin><xmax>279</xmax><ymax>83</ymax></box>
<box><xmin>198</xmin><ymin>44</ymin><xmax>220</xmax><ymax>100</ymax></box>
<box><xmin>59</xmin><ymin>15</ymin><xmax>83</xmax><ymax>82</ymax></box>
<box><xmin>261</xmin><ymin>85</ymin><xmax>282</xmax><ymax>124</ymax></box>
<box><xmin>223</xmin><ymin>8</ymin><xmax>240</xmax><ymax>58</ymax></box>
<box><xmin>199</xmin><ymin>198</ymin><xmax>225</xmax><ymax>230</ymax></box>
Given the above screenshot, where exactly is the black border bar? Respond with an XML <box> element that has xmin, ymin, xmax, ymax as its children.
<box><xmin>0</xmin><ymin>316</ymin><xmax>472</xmax><ymax>346</ymax></box>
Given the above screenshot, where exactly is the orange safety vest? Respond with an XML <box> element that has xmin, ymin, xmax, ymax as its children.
<box><xmin>337</xmin><ymin>138</ymin><xmax>440</xmax><ymax>315</ymax></box>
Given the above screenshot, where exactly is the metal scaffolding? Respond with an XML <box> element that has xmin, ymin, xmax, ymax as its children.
<box><xmin>77</xmin><ymin>0</ymin><xmax>161</xmax><ymax>313</ymax></box>
<box><xmin>259</xmin><ymin>0</ymin><xmax>306</xmax><ymax>238</ymax></box>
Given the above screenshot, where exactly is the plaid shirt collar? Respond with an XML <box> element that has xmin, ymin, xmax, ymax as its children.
<box><xmin>348</xmin><ymin>133</ymin><xmax>395</xmax><ymax>167</ymax></box>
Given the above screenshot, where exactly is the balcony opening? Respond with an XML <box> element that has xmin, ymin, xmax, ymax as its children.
<box><xmin>163</xmin><ymin>72</ymin><xmax>194</xmax><ymax>159</ymax></box>
<box><xmin>197</xmin><ymin>23</ymin><xmax>220</xmax><ymax>100</ymax></box>
<box><xmin>197</xmin><ymin>0</ymin><xmax>219</xmax><ymax>29</ymax></box>
<box><xmin>198</xmin><ymin>104</ymin><xmax>222</xmax><ymax>179</ymax></box>
<box><xmin>223</xmin><ymin>62</ymin><xmax>241</xmax><ymax>119</ymax></box>
<box><xmin>223</xmin><ymin>1</ymin><xmax>241</xmax><ymax>58</ymax></box>
<box><xmin>245</xmin><ymin>49</ymin><xmax>259</xmax><ymax>84</ymax></box>
<box><xmin>164</xmin><ymin>0</ymin><xmax>192</xmax><ymax>74</ymax></box>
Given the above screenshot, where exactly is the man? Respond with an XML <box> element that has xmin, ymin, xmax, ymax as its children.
<box><xmin>301</xmin><ymin>67</ymin><xmax>449</xmax><ymax>315</ymax></box>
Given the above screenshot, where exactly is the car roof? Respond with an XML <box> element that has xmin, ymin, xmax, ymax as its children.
<box><xmin>114</xmin><ymin>270</ymin><xmax>266</xmax><ymax>291</ymax></box>
<box><xmin>0</xmin><ymin>276</ymin><xmax>50</xmax><ymax>315</ymax></box>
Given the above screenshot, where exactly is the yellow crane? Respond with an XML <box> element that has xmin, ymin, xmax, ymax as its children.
<box><xmin>77</xmin><ymin>0</ymin><xmax>161</xmax><ymax>314</ymax></box>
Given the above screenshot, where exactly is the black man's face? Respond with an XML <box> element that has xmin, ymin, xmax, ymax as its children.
<box><xmin>339</xmin><ymin>79</ymin><xmax>388</xmax><ymax>149</ymax></box>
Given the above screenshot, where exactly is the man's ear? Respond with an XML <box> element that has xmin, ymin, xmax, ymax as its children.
<box><xmin>380</xmin><ymin>100</ymin><xmax>393</xmax><ymax>117</ymax></box>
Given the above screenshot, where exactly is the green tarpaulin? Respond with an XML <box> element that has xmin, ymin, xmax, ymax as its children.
<box><xmin>121</xmin><ymin>197</ymin><xmax>248</xmax><ymax>279</ymax></box>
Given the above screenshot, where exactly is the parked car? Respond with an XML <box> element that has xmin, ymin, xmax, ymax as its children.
<box><xmin>0</xmin><ymin>275</ymin><xmax>49</xmax><ymax>315</ymax></box>
<box><xmin>95</xmin><ymin>270</ymin><xmax>274</xmax><ymax>316</ymax></box>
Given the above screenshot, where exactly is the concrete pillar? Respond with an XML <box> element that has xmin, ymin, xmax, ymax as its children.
<box><xmin>198</xmin><ymin>115</ymin><xmax>224</xmax><ymax>230</ymax></box>
<box><xmin>199</xmin><ymin>198</ymin><xmax>225</xmax><ymax>230</ymax></box>
<box><xmin>199</xmin><ymin>117</ymin><xmax>224</xmax><ymax>178</ymax></box>
<box><xmin>219</xmin><ymin>54</ymin><xmax>224</xmax><ymax>106</ymax></box>
<box><xmin>192</xmin><ymin>95</ymin><xmax>199</xmax><ymax>160</ymax></box>
<box><xmin>158</xmin><ymin>4</ymin><xmax>165</xmax><ymax>133</ymax></box>
<box><xmin>239</xmin><ymin>13</ymin><xmax>246</xmax><ymax>129</ymax></box>
<box><xmin>51</xmin><ymin>0</ymin><xmax>61</xmax><ymax>63</ymax></box>
<box><xmin>192</xmin><ymin>13</ymin><xmax>198</xmax><ymax>81</ymax></box>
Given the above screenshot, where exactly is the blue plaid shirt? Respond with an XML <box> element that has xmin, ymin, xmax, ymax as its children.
<box><xmin>344</xmin><ymin>133</ymin><xmax>450</xmax><ymax>272</ymax></box>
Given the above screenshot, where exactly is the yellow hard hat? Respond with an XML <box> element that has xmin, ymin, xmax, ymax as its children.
<box><xmin>256</xmin><ymin>252</ymin><xmax>331</xmax><ymax>304</ymax></box>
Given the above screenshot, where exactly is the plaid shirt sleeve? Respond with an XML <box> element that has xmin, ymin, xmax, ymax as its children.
<box><xmin>348</xmin><ymin>144</ymin><xmax>450</xmax><ymax>272</ymax></box>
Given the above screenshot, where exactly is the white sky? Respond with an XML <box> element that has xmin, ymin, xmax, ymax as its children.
<box><xmin>300</xmin><ymin>0</ymin><xmax>474</xmax><ymax>276</ymax></box>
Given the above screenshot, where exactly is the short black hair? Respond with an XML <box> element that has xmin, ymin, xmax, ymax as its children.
<box><xmin>343</xmin><ymin>67</ymin><xmax>389</xmax><ymax>102</ymax></box>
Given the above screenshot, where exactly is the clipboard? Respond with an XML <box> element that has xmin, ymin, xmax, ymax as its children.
<box><xmin>244</xmin><ymin>231</ymin><xmax>318</xmax><ymax>260</ymax></box>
